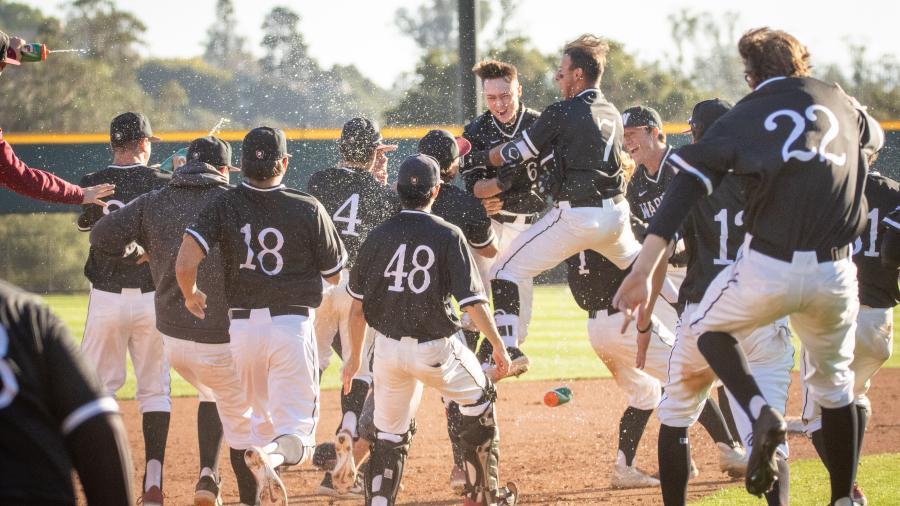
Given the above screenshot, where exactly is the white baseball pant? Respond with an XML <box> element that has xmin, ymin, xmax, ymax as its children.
<box><xmin>690</xmin><ymin>235</ymin><xmax>859</xmax><ymax>410</ymax></box>
<box><xmin>228</xmin><ymin>309</ymin><xmax>319</xmax><ymax>447</ymax></box>
<box><xmin>801</xmin><ymin>305</ymin><xmax>894</xmax><ymax>433</ymax></box>
<box><xmin>588</xmin><ymin>309</ymin><xmax>674</xmax><ymax>410</ymax></box>
<box><xmin>163</xmin><ymin>335</ymin><xmax>254</xmax><ymax>449</ymax></box>
<box><xmin>491</xmin><ymin>200</ymin><xmax>642</xmax><ymax>346</ymax></box>
<box><xmin>81</xmin><ymin>288</ymin><xmax>171</xmax><ymax>413</ymax></box>
<box><xmin>315</xmin><ymin>270</ymin><xmax>374</xmax><ymax>381</ymax></box>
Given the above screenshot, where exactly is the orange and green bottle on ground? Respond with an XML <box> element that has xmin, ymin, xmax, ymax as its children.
<box><xmin>544</xmin><ymin>386</ymin><xmax>572</xmax><ymax>407</ymax></box>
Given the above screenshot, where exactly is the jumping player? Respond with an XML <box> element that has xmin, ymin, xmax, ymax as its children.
<box><xmin>77</xmin><ymin>111</ymin><xmax>172</xmax><ymax>505</ymax></box>
<box><xmin>615</xmin><ymin>29</ymin><xmax>884</xmax><ymax>505</ymax></box>
<box><xmin>177</xmin><ymin>127</ymin><xmax>347</xmax><ymax>505</ymax></box>
<box><xmin>342</xmin><ymin>154</ymin><xmax>517</xmax><ymax>506</ymax></box>
<box><xmin>467</xmin><ymin>35</ymin><xmax>643</xmax><ymax>380</ymax></box>
<box><xmin>89</xmin><ymin>136</ymin><xmax>258</xmax><ymax>505</ymax></box>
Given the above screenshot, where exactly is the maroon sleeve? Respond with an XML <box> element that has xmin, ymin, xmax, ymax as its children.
<box><xmin>0</xmin><ymin>131</ymin><xmax>84</xmax><ymax>205</ymax></box>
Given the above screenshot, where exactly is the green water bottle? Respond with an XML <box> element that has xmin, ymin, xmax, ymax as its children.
<box><xmin>544</xmin><ymin>386</ymin><xmax>573</xmax><ymax>407</ymax></box>
<box><xmin>17</xmin><ymin>43</ymin><xmax>48</xmax><ymax>63</ymax></box>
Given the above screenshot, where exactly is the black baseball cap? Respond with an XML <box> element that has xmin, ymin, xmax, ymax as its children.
<box><xmin>340</xmin><ymin>117</ymin><xmax>386</xmax><ymax>150</ymax></box>
<box><xmin>417</xmin><ymin>129</ymin><xmax>472</xmax><ymax>170</ymax></box>
<box><xmin>110</xmin><ymin>112</ymin><xmax>160</xmax><ymax>144</ymax></box>
<box><xmin>1</xmin><ymin>31</ymin><xmax>21</xmax><ymax>66</ymax></box>
<box><xmin>396</xmin><ymin>154</ymin><xmax>441</xmax><ymax>197</ymax></box>
<box><xmin>685</xmin><ymin>99</ymin><xmax>733</xmax><ymax>139</ymax></box>
<box><xmin>241</xmin><ymin>126</ymin><xmax>290</xmax><ymax>169</ymax></box>
<box><xmin>622</xmin><ymin>106</ymin><xmax>663</xmax><ymax>130</ymax></box>
<box><xmin>187</xmin><ymin>136</ymin><xmax>237</xmax><ymax>171</ymax></box>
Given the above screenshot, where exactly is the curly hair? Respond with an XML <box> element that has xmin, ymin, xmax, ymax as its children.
<box><xmin>739</xmin><ymin>28</ymin><xmax>811</xmax><ymax>84</ymax></box>
<box><xmin>472</xmin><ymin>59</ymin><xmax>518</xmax><ymax>82</ymax></box>
<box><xmin>563</xmin><ymin>34</ymin><xmax>610</xmax><ymax>83</ymax></box>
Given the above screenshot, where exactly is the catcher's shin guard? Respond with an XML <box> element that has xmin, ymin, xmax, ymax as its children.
<box><xmin>459</xmin><ymin>402</ymin><xmax>503</xmax><ymax>505</ymax></box>
<box><xmin>365</xmin><ymin>431</ymin><xmax>410</xmax><ymax>506</ymax></box>
<box><xmin>445</xmin><ymin>401</ymin><xmax>465</xmax><ymax>469</ymax></box>
<box><xmin>340</xmin><ymin>378</ymin><xmax>370</xmax><ymax>438</ymax></box>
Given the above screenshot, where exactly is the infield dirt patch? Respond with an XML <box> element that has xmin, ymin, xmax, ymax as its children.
<box><xmin>103</xmin><ymin>369</ymin><xmax>900</xmax><ymax>505</ymax></box>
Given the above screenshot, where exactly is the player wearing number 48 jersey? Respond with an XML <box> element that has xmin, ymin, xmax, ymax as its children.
<box><xmin>178</xmin><ymin>127</ymin><xmax>347</xmax><ymax>506</ymax></box>
<box><xmin>615</xmin><ymin>28</ymin><xmax>885</xmax><ymax>506</ymax></box>
<box><xmin>342</xmin><ymin>154</ymin><xmax>517</xmax><ymax>506</ymax></box>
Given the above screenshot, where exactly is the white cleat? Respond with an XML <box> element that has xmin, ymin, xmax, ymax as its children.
<box><xmin>244</xmin><ymin>446</ymin><xmax>288</xmax><ymax>506</ymax></box>
<box><xmin>717</xmin><ymin>442</ymin><xmax>748</xmax><ymax>478</ymax></box>
<box><xmin>785</xmin><ymin>416</ymin><xmax>806</xmax><ymax>434</ymax></box>
<box><xmin>450</xmin><ymin>466</ymin><xmax>467</xmax><ymax>496</ymax></box>
<box><xmin>331</xmin><ymin>431</ymin><xmax>357</xmax><ymax>494</ymax></box>
<box><xmin>611</xmin><ymin>454</ymin><xmax>660</xmax><ymax>489</ymax></box>
<box><xmin>690</xmin><ymin>459</ymin><xmax>700</xmax><ymax>480</ymax></box>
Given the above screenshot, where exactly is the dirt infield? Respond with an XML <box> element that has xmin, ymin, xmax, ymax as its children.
<box><xmin>104</xmin><ymin>369</ymin><xmax>900</xmax><ymax>505</ymax></box>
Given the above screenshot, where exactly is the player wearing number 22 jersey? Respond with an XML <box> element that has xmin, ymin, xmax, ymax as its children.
<box><xmin>181</xmin><ymin>127</ymin><xmax>347</xmax><ymax>504</ymax></box>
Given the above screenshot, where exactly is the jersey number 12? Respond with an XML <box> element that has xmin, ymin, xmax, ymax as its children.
<box><xmin>713</xmin><ymin>209</ymin><xmax>744</xmax><ymax>265</ymax></box>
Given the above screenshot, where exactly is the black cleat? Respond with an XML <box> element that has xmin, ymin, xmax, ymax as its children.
<box><xmin>745</xmin><ymin>406</ymin><xmax>786</xmax><ymax>496</ymax></box>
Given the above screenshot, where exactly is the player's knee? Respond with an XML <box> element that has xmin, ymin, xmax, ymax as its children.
<box><xmin>628</xmin><ymin>383</ymin><xmax>663</xmax><ymax>411</ymax></box>
<box><xmin>266</xmin><ymin>434</ymin><xmax>307</xmax><ymax>466</ymax></box>
<box><xmin>696</xmin><ymin>331</ymin><xmax>738</xmax><ymax>358</ymax></box>
<box><xmin>490</xmin><ymin>279</ymin><xmax>520</xmax><ymax>315</ymax></box>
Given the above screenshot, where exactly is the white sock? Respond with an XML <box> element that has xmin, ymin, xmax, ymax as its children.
<box><xmin>199</xmin><ymin>467</ymin><xmax>214</xmax><ymax>479</ymax></box>
<box><xmin>145</xmin><ymin>459</ymin><xmax>162</xmax><ymax>491</ymax></box>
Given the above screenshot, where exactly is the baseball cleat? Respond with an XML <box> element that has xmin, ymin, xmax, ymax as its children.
<box><xmin>745</xmin><ymin>406</ymin><xmax>786</xmax><ymax>496</ymax></box>
<box><xmin>484</xmin><ymin>346</ymin><xmax>530</xmax><ymax>381</ymax></box>
<box><xmin>611</xmin><ymin>461</ymin><xmax>660</xmax><ymax>489</ymax></box>
<box><xmin>244</xmin><ymin>446</ymin><xmax>288</xmax><ymax>506</ymax></box>
<box><xmin>450</xmin><ymin>466</ymin><xmax>467</xmax><ymax>495</ymax></box>
<box><xmin>784</xmin><ymin>416</ymin><xmax>806</xmax><ymax>434</ymax></box>
<box><xmin>690</xmin><ymin>459</ymin><xmax>699</xmax><ymax>480</ymax></box>
<box><xmin>716</xmin><ymin>442</ymin><xmax>748</xmax><ymax>478</ymax></box>
<box><xmin>851</xmin><ymin>482</ymin><xmax>868</xmax><ymax>506</ymax></box>
<box><xmin>317</xmin><ymin>472</ymin><xmax>364</xmax><ymax>497</ymax></box>
<box><xmin>312</xmin><ymin>441</ymin><xmax>337</xmax><ymax>471</ymax></box>
<box><xmin>498</xmin><ymin>481</ymin><xmax>519</xmax><ymax>506</ymax></box>
<box><xmin>193</xmin><ymin>474</ymin><xmax>222</xmax><ymax>506</ymax></box>
<box><xmin>139</xmin><ymin>485</ymin><xmax>164</xmax><ymax>506</ymax></box>
<box><xmin>331</xmin><ymin>431</ymin><xmax>357</xmax><ymax>494</ymax></box>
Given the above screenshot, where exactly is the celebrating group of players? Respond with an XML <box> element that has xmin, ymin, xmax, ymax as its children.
<box><xmin>0</xmin><ymin>24</ymin><xmax>897</xmax><ymax>506</ymax></box>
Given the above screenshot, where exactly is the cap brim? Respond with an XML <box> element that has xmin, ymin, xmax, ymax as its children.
<box><xmin>2</xmin><ymin>56</ymin><xmax>20</xmax><ymax>66</ymax></box>
<box><xmin>680</xmin><ymin>126</ymin><xmax>692</xmax><ymax>134</ymax></box>
<box><xmin>455</xmin><ymin>137</ymin><xmax>472</xmax><ymax>158</ymax></box>
<box><xmin>226</xmin><ymin>165</ymin><xmax>241</xmax><ymax>172</ymax></box>
<box><xmin>148</xmin><ymin>135</ymin><xmax>162</xmax><ymax>142</ymax></box>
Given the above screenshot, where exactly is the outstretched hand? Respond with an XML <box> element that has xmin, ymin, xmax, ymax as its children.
<box><xmin>612</xmin><ymin>269</ymin><xmax>652</xmax><ymax>334</ymax></box>
<box><xmin>81</xmin><ymin>183</ymin><xmax>115</xmax><ymax>206</ymax></box>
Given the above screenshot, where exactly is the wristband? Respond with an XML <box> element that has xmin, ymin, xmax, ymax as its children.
<box><xmin>637</xmin><ymin>321</ymin><xmax>652</xmax><ymax>333</ymax></box>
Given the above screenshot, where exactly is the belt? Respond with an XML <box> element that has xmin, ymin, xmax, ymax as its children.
<box><xmin>229</xmin><ymin>305</ymin><xmax>310</xmax><ymax>319</ymax></box>
<box><xmin>557</xmin><ymin>194</ymin><xmax>625</xmax><ymax>209</ymax></box>
<box><xmin>492</xmin><ymin>212</ymin><xmax>538</xmax><ymax>225</ymax></box>
<box><xmin>749</xmin><ymin>236</ymin><xmax>851</xmax><ymax>264</ymax></box>
<box><xmin>381</xmin><ymin>333</ymin><xmax>446</xmax><ymax>344</ymax></box>
<box><xmin>94</xmin><ymin>285</ymin><xmax>154</xmax><ymax>295</ymax></box>
<box><xmin>588</xmin><ymin>307</ymin><xmax>619</xmax><ymax>319</ymax></box>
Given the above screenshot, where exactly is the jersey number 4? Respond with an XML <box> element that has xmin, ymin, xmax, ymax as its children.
<box><xmin>239</xmin><ymin>224</ymin><xmax>285</xmax><ymax>275</ymax></box>
<box><xmin>384</xmin><ymin>244</ymin><xmax>435</xmax><ymax>293</ymax></box>
<box><xmin>333</xmin><ymin>194</ymin><xmax>362</xmax><ymax>237</ymax></box>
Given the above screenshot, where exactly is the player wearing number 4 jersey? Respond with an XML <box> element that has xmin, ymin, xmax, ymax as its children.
<box><xmin>342</xmin><ymin>154</ymin><xmax>516</xmax><ymax>506</ymax></box>
<box><xmin>178</xmin><ymin>127</ymin><xmax>347</xmax><ymax>506</ymax></box>
<box><xmin>615</xmin><ymin>28</ymin><xmax>884</xmax><ymax>506</ymax></box>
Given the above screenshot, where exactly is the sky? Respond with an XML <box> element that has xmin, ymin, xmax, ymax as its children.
<box><xmin>31</xmin><ymin>0</ymin><xmax>900</xmax><ymax>89</ymax></box>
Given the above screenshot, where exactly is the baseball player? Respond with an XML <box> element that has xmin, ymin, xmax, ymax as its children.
<box><xmin>342</xmin><ymin>154</ymin><xmax>517</xmax><ymax>506</ymax></box>
<box><xmin>467</xmin><ymin>35</ymin><xmax>643</xmax><ymax>380</ymax></box>
<box><xmin>0</xmin><ymin>279</ymin><xmax>134</xmax><ymax>505</ymax></box>
<box><xmin>615</xmin><ymin>28</ymin><xmax>884</xmax><ymax>505</ymax></box>
<box><xmin>177</xmin><ymin>127</ymin><xmax>347</xmax><ymax>505</ymax></box>
<box><xmin>307</xmin><ymin>117</ymin><xmax>400</xmax><ymax>496</ymax></box>
<box><xmin>461</xmin><ymin>60</ymin><xmax>545</xmax><ymax>369</ymax></box>
<box><xmin>77</xmin><ymin>111</ymin><xmax>172</xmax><ymax>505</ymax></box>
<box><xmin>89</xmin><ymin>136</ymin><xmax>259</xmax><ymax>506</ymax></box>
<box><xmin>419</xmin><ymin>128</ymin><xmax>501</xmax><ymax>494</ymax></box>
<box><xmin>800</xmin><ymin>158</ymin><xmax>899</xmax><ymax>506</ymax></box>
<box><xmin>882</xmin><ymin>206</ymin><xmax>900</xmax><ymax>267</ymax></box>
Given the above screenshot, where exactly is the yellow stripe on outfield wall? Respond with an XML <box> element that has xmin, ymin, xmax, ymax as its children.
<box><xmin>4</xmin><ymin>122</ymin><xmax>900</xmax><ymax>144</ymax></box>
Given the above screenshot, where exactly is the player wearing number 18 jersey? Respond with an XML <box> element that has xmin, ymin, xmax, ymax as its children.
<box><xmin>178</xmin><ymin>127</ymin><xmax>347</xmax><ymax>505</ymax></box>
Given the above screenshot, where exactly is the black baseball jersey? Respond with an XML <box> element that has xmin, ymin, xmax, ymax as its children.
<box><xmin>187</xmin><ymin>182</ymin><xmax>347</xmax><ymax>309</ymax></box>
<box><xmin>78</xmin><ymin>164</ymin><xmax>171</xmax><ymax>293</ymax></box>
<box><xmin>668</xmin><ymin>77</ymin><xmax>884</xmax><ymax>252</ymax></box>
<box><xmin>853</xmin><ymin>172</ymin><xmax>900</xmax><ymax>308</ymax></box>
<box><xmin>513</xmin><ymin>89</ymin><xmax>626</xmax><ymax>202</ymax></box>
<box><xmin>0</xmin><ymin>280</ymin><xmax>117</xmax><ymax>504</ymax></box>
<box><xmin>348</xmin><ymin>210</ymin><xmax>486</xmax><ymax>340</ymax></box>
<box><xmin>461</xmin><ymin>106</ymin><xmax>547</xmax><ymax>214</ymax></box>
<box><xmin>678</xmin><ymin>175</ymin><xmax>749</xmax><ymax>306</ymax></box>
<box><xmin>565</xmin><ymin>249</ymin><xmax>626</xmax><ymax>312</ymax></box>
<box><xmin>626</xmin><ymin>147</ymin><xmax>675</xmax><ymax>221</ymax></box>
<box><xmin>432</xmin><ymin>182</ymin><xmax>496</xmax><ymax>251</ymax></box>
<box><xmin>307</xmin><ymin>167</ymin><xmax>399</xmax><ymax>269</ymax></box>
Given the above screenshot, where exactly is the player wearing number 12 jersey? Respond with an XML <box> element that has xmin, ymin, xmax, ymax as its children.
<box><xmin>178</xmin><ymin>127</ymin><xmax>347</xmax><ymax>505</ymax></box>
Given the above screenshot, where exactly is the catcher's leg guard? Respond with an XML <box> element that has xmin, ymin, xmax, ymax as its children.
<box><xmin>365</xmin><ymin>431</ymin><xmax>410</xmax><ymax>506</ymax></box>
<box><xmin>445</xmin><ymin>401</ymin><xmax>465</xmax><ymax>469</ymax></box>
<box><xmin>459</xmin><ymin>402</ymin><xmax>505</xmax><ymax>505</ymax></box>
<box><xmin>340</xmin><ymin>378</ymin><xmax>370</xmax><ymax>438</ymax></box>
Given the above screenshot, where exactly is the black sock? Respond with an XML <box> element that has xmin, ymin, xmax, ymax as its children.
<box><xmin>697</xmin><ymin>332</ymin><xmax>766</xmax><ymax>422</ymax></box>
<box><xmin>230</xmin><ymin>447</ymin><xmax>257</xmax><ymax>505</ymax></box>
<box><xmin>697</xmin><ymin>398</ymin><xmax>736</xmax><ymax>447</ymax></box>
<box><xmin>445</xmin><ymin>401</ymin><xmax>464</xmax><ymax>469</ymax></box>
<box><xmin>764</xmin><ymin>455</ymin><xmax>789</xmax><ymax>506</ymax></box>
<box><xmin>821</xmin><ymin>404</ymin><xmax>858</xmax><ymax>503</ymax></box>
<box><xmin>618</xmin><ymin>407</ymin><xmax>653</xmax><ymax>466</ymax></box>
<box><xmin>810</xmin><ymin>429</ymin><xmax>832</xmax><ymax>474</ymax></box>
<box><xmin>717</xmin><ymin>386</ymin><xmax>742</xmax><ymax>446</ymax></box>
<box><xmin>855</xmin><ymin>404</ymin><xmax>869</xmax><ymax>464</ymax></box>
<box><xmin>197</xmin><ymin>402</ymin><xmax>223</xmax><ymax>474</ymax></box>
<box><xmin>658</xmin><ymin>424</ymin><xmax>690</xmax><ymax>506</ymax></box>
<box><xmin>142</xmin><ymin>411</ymin><xmax>170</xmax><ymax>490</ymax></box>
<box><xmin>462</xmin><ymin>330</ymin><xmax>480</xmax><ymax>353</ymax></box>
